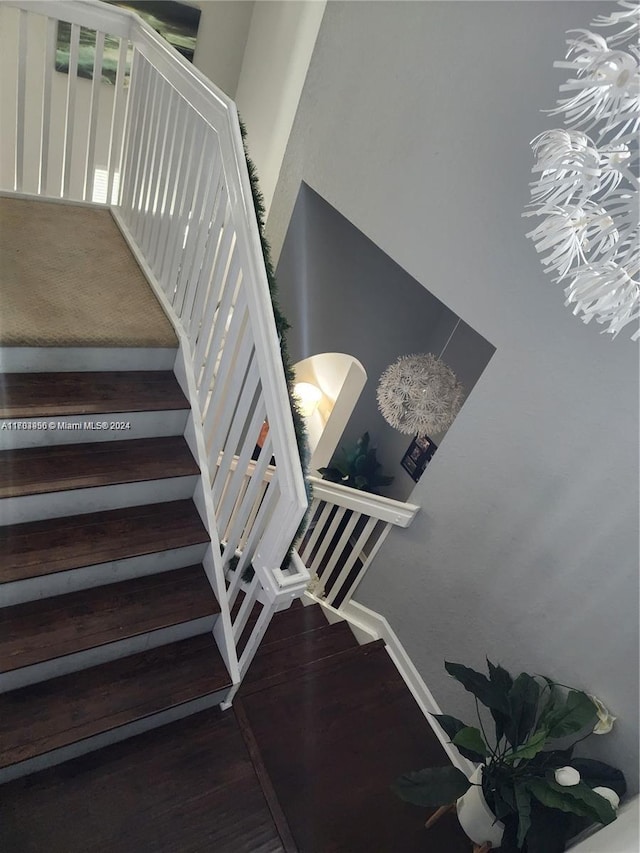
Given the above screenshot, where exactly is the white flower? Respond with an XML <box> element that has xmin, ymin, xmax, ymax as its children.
<box><xmin>555</xmin><ymin>766</ymin><xmax>581</xmax><ymax>786</ymax></box>
<box><xmin>593</xmin><ymin>786</ymin><xmax>620</xmax><ymax>810</ymax></box>
<box><xmin>590</xmin><ymin>695</ymin><xmax>617</xmax><ymax>734</ymax></box>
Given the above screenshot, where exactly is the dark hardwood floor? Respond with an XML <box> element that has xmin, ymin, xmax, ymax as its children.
<box><xmin>0</xmin><ymin>371</ymin><xmax>189</xmax><ymax>418</ymax></box>
<box><xmin>240</xmin><ymin>635</ymin><xmax>470</xmax><ymax>853</ymax></box>
<box><xmin>0</xmin><ymin>602</ymin><xmax>471</xmax><ymax>853</ymax></box>
<box><xmin>0</xmin><ymin>436</ymin><xmax>198</xmax><ymax>499</ymax></box>
<box><xmin>0</xmin><ymin>709</ymin><xmax>286</xmax><ymax>853</ymax></box>
<box><xmin>0</xmin><ymin>500</ymin><xmax>209</xmax><ymax>584</ymax></box>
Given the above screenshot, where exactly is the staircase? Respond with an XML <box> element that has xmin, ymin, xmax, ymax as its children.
<box><xmin>0</xmin><ymin>599</ymin><xmax>470</xmax><ymax>852</ymax></box>
<box><xmin>0</xmin><ymin>368</ymin><xmax>232</xmax><ymax>783</ymax></box>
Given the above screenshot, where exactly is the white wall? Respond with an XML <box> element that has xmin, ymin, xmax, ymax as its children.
<box><xmin>192</xmin><ymin>1</ymin><xmax>255</xmax><ymax>98</ymax></box>
<box><xmin>234</xmin><ymin>0</ymin><xmax>326</xmax><ymax>213</ymax></box>
<box><xmin>569</xmin><ymin>797</ymin><xmax>639</xmax><ymax>853</ymax></box>
<box><xmin>267</xmin><ymin>1</ymin><xmax>639</xmax><ymax>793</ymax></box>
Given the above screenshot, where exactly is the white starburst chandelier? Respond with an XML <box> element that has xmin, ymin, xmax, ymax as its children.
<box><xmin>525</xmin><ymin>0</ymin><xmax>639</xmax><ymax>340</ymax></box>
<box><xmin>376</xmin><ymin>352</ymin><xmax>464</xmax><ymax>438</ymax></box>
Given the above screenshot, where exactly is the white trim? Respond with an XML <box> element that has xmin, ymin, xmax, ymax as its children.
<box><xmin>0</xmin><ymin>347</ymin><xmax>176</xmax><ymax>373</ymax></box>
<box><xmin>0</xmin><ymin>543</ymin><xmax>209</xmax><ymax>607</ymax></box>
<box><xmin>1</xmin><ymin>0</ymin><xmax>134</xmax><ymax>39</ymax></box>
<box><xmin>308</xmin><ymin>475</ymin><xmax>420</xmax><ymax>527</ymax></box>
<box><xmin>0</xmin><ymin>475</ymin><xmax>198</xmax><ymax>525</ymax></box>
<box><xmin>0</xmin><ymin>410</ymin><xmax>188</xmax><ymax>449</ymax></box>
<box><xmin>313</xmin><ymin>595</ymin><xmax>475</xmax><ymax>779</ymax></box>
<box><xmin>567</xmin><ymin>797</ymin><xmax>639</xmax><ymax>852</ymax></box>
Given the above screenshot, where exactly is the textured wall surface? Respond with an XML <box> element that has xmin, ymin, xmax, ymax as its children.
<box><xmin>234</xmin><ymin>0</ymin><xmax>326</xmax><ymax>212</ymax></box>
<box><xmin>267</xmin><ymin>1</ymin><xmax>639</xmax><ymax>791</ymax></box>
<box><xmin>276</xmin><ymin>184</ymin><xmax>495</xmax><ymax>500</ymax></box>
<box><xmin>193</xmin><ymin>0</ymin><xmax>255</xmax><ymax>98</ymax></box>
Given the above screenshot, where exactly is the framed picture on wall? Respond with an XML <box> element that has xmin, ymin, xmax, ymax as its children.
<box><xmin>55</xmin><ymin>1</ymin><xmax>201</xmax><ymax>85</ymax></box>
<box><xmin>401</xmin><ymin>434</ymin><xmax>437</xmax><ymax>483</ymax></box>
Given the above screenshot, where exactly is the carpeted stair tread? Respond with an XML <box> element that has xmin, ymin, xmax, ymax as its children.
<box><xmin>0</xmin><ymin>197</ymin><xmax>177</xmax><ymax>348</ymax></box>
<box><xmin>0</xmin><ymin>566</ymin><xmax>219</xmax><ymax>673</ymax></box>
<box><xmin>242</xmin><ymin>620</ymin><xmax>358</xmax><ymax>691</ymax></box>
<box><xmin>0</xmin><ymin>372</ymin><xmax>189</xmax><ymax>418</ymax></box>
<box><xmin>0</xmin><ymin>634</ymin><xmax>231</xmax><ymax>770</ymax></box>
<box><xmin>0</xmin><ymin>500</ymin><xmax>209</xmax><ymax>584</ymax></box>
<box><xmin>0</xmin><ymin>436</ymin><xmax>198</xmax><ymax>499</ymax></box>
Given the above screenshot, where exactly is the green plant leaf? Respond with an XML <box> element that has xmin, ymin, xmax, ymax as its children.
<box><xmin>452</xmin><ymin>727</ymin><xmax>488</xmax><ymax>760</ymax></box>
<box><xmin>491</xmin><ymin>789</ymin><xmax>514</xmax><ymax>821</ymax></box>
<box><xmin>525</xmin><ymin>802</ymin><xmax>572</xmax><ymax>853</ymax></box>
<box><xmin>570</xmin><ymin>758</ymin><xmax>627</xmax><ymax>798</ymax></box>
<box><xmin>487</xmin><ymin>659</ymin><xmax>513</xmax><ymax>744</ymax></box>
<box><xmin>505</xmin><ymin>673</ymin><xmax>540</xmax><ymax>747</ymax></box>
<box><xmin>432</xmin><ymin>715</ymin><xmax>485</xmax><ymax>762</ymax></box>
<box><xmin>545</xmin><ymin>691</ymin><xmax>597</xmax><ymax>739</ymax></box>
<box><xmin>444</xmin><ymin>661</ymin><xmax>510</xmax><ymax>714</ymax></box>
<box><xmin>498</xmin><ymin>814</ymin><xmax>521</xmax><ymax>853</ymax></box>
<box><xmin>431</xmin><ymin>714</ymin><xmax>468</xmax><ymax>741</ymax></box>
<box><xmin>499</xmin><ymin>783</ymin><xmax>516</xmax><ymax>812</ymax></box>
<box><xmin>514</xmin><ymin>783</ymin><xmax>532</xmax><ymax>848</ymax></box>
<box><xmin>354</xmin><ymin>453</ymin><xmax>367</xmax><ymax>473</ymax></box>
<box><xmin>528</xmin><ymin>747</ymin><xmax>574</xmax><ymax>770</ymax></box>
<box><xmin>487</xmin><ymin>658</ymin><xmax>513</xmax><ymax>693</ymax></box>
<box><xmin>526</xmin><ymin>779</ymin><xmax>616</xmax><ymax>826</ymax></box>
<box><xmin>504</xmin><ymin>728</ymin><xmax>548</xmax><ymax>763</ymax></box>
<box><xmin>391</xmin><ymin>766</ymin><xmax>471</xmax><ymax>807</ymax></box>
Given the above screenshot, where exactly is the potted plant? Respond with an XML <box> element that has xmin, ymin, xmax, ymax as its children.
<box><xmin>392</xmin><ymin>659</ymin><xmax>626</xmax><ymax>852</ymax></box>
<box><xmin>318</xmin><ymin>431</ymin><xmax>394</xmax><ymax>494</ymax></box>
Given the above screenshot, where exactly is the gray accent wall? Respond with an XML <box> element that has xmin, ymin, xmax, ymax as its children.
<box><xmin>276</xmin><ymin>184</ymin><xmax>495</xmax><ymax>500</ymax></box>
<box><xmin>267</xmin><ymin>2</ymin><xmax>640</xmax><ymax>791</ymax></box>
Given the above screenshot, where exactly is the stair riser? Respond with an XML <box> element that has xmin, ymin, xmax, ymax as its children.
<box><xmin>0</xmin><ymin>688</ymin><xmax>231</xmax><ymax>784</ymax></box>
<box><xmin>0</xmin><ymin>543</ymin><xmax>209</xmax><ymax>607</ymax></box>
<box><xmin>0</xmin><ymin>347</ymin><xmax>177</xmax><ymax>372</ymax></box>
<box><xmin>0</xmin><ymin>410</ymin><xmax>188</xmax><ymax>450</ymax></box>
<box><xmin>0</xmin><ymin>476</ymin><xmax>199</xmax><ymax>525</ymax></box>
<box><xmin>0</xmin><ymin>616</ymin><xmax>217</xmax><ymax>693</ymax></box>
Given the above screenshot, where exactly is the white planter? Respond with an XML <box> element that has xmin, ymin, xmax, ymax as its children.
<box><xmin>456</xmin><ymin>767</ymin><xmax>505</xmax><ymax>849</ymax></box>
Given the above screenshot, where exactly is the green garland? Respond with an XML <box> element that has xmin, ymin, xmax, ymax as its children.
<box><xmin>239</xmin><ymin>119</ymin><xmax>312</xmax><ymax>566</ymax></box>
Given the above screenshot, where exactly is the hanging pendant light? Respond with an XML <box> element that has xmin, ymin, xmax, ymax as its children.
<box><xmin>376</xmin><ymin>352</ymin><xmax>464</xmax><ymax>437</ymax></box>
<box><xmin>524</xmin><ymin>0</ymin><xmax>639</xmax><ymax>340</ymax></box>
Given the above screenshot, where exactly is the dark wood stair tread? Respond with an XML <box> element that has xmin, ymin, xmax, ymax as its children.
<box><xmin>0</xmin><ymin>436</ymin><xmax>199</xmax><ymax>499</ymax></box>
<box><xmin>0</xmin><ymin>709</ymin><xmax>288</xmax><ymax>853</ymax></box>
<box><xmin>238</xmin><ymin>598</ymin><xmax>330</xmax><ymax>652</ymax></box>
<box><xmin>241</xmin><ymin>638</ymin><xmax>384</xmax><ymax>698</ymax></box>
<box><xmin>0</xmin><ymin>500</ymin><xmax>209</xmax><ymax>584</ymax></box>
<box><xmin>262</xmin><ymin>600</ymin><xmax>330</xmax><ymax>644</ymax></box>
<box><xmin>0</xmin><ymin>372</ymin><xmax>189</xmax><ymax>418</ymax></box>
<box><xmin>0</xmin><ymin>634</ymin><xmax>231</xmax><ymax>770</ymax></box>
<box><xmin>243</xmin><ymin>621</ymin><xmax>358</xmax><ymax>690</ymax></box>
<box><xmin>1</xmin><ymin>566</ymin><xmax>219</xmax><ymax>672</ymax></box>
<box><xmin>240</xmin><ymin>640</ymin><xmax>470</xmax><ymax>853</ymax></box>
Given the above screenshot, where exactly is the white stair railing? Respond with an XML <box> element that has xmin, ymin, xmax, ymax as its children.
<box><xmin>0</xmin><ymin>0</ymin><xmax>309</xmax><ymax>681</ymax></box>
<box><xmin>299</xmin><ymin>476</ymin><xmax>419</xmax><ymax>608</ymax></box>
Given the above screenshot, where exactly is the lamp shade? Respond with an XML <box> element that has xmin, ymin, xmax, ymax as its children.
<box><xmin>376</xmin><ymin>353</ymin><xmax>464</xmax><ymax>437</ymax></box>
<box><xmin>293</xmin><ymin>381</ymin><xmax>323</xmax><ymax>417</ymax></box>
<box><xmin>524</xmin><ymin>1</ymin><xmax>639</xmax><ymax>340</ymax></box>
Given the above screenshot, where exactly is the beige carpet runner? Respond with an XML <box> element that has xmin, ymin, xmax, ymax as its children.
<box><xmin>0</xmin><ymin>197</ymin><xmax>177</xmax><ymax>348</ymax></box>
